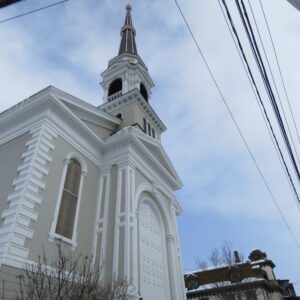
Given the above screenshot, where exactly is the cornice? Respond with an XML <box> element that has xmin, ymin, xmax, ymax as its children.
<box><xmin>50</xmin><ymin>88</ymin><xmax>120</xmax><ymax>129</ymax></box>
<box><xmin>134</xmin><ymin>128</ymin><xmax>183</xmax><ymax>186</ymax></box>
<box><xmin>101</xmin><ymin>61</ymin><xmax>154</xmax><ymax>90</ymax></box>
<box><xmin>102</xmin><ymin>127</ymin><xmax>182</xmax><ymax>191</ymax></box>
<box><xmin>0</xmin><ymin>94</ymin><xmax>105</xmax><ymax>166</ymax></box>
<box><xmin>99</xmin><ymin>89</ymin><xmax>167</xmax><ymax>133</ymax></box>
<box><xmin>0</xmin><ymin>86</ymin><xmax>120</xmax><ymax>131</ymax></box>
<box><xmin>106</xmin><ymin>53</ymin><xmax>149</xmax><ymax>72</ymax></box>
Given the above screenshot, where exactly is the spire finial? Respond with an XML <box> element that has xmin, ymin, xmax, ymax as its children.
<box><xmin>118</xmin><ymin>4</ymin><xmax>138</xmax><ymax>55</ymax></box>
<box><xmin>126</xmin><ymin>4</ymin><xmax>132</xmax><ymax>12</ymax></box>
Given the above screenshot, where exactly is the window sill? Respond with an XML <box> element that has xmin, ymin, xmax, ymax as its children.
<box><xmin>48</xmin><ymin>232</ymin><xmax>78</xmax><ymax>250</ymax></box>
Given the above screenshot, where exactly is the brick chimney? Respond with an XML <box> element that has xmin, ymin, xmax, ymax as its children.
<box><xmin>234</xmin><ymin>250</ymin><xmax>241</xmax><ymax>263</ymax></box>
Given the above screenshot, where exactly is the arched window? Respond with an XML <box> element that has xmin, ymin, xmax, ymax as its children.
<box><xmin>116</xmin><ymin>113</ymin><xmax>123</xmax><ymax>119</ymax></box>
<box><xmin>152</xmin><ymin>128</ymin><xmax>155</xmax><ymax>138</ymax></box>
<box><xmin>108</xmin><ymin>78</ymin><xmax>122</xmax><ymax>96</ymax></box>
<box><xmin>143</xmin><ymin>117</ymin><xmax>147</xmax><ymax>132</ymax></box>
<box><xmin>148</xmin><ymin>123</ymin><xmax>151</xmax><ymax>136</ymax></box>
<box><xmin>55</xmin><ymin>158</ymin><xmax>82</xmax><ymax>239</ymax></box>
<box><xmin>140</xmin><ymin>83</ymin><xmax>148</xmax><ymax>102</ymax></box>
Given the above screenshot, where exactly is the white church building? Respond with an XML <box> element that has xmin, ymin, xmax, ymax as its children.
<box><xmin>0</xmin><ymin>5</ymin><xmax>186</xmax><ymax>300</ymax></box>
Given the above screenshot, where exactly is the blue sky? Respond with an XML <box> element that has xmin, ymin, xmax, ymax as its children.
<box><xmin>0</xmin><ymin>0</ymin><xmax>300</xmax><ymax>292</ymax></box>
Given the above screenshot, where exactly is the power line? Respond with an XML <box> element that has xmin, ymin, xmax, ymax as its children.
<box><xmin>235</xmin><ymin>0</ymin><xmax>300</xmax><ymax>185</ymax></box>
<box><xmin>246</xmin><ymin>0</ymin><xmax>300</xmax><ymax>167</ymax></box>
<box><xmin>231</xmin><ymin>0</ymin><xmax>300</xmax><ymax>204</ymax></box>
<box><xmin>219</xmin><ymin>0</ymin><xmax>300</xmax><ymax>206</ymax></box>
<box><xmin>174</xmin><ymin>0</ymin><xmax>300</xmax><ymax>249</ymax></box>
<box><xmin>0</xmin><ymin>0</ymin><xmax>70</xmax><ymax>24</ymax></box>
<box><xmin>258</xmin><ymin>0</ymin><xmax>300</xmax><ymax>145</ymax></box>
<box><xmin>216</xmin><ymin>0</ymin><xmax>300</xmax><ymax>209</ymax></box>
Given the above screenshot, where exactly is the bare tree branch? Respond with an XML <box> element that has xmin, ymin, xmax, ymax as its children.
<box><xmin>17</xmin><ymin>243</ymin><xmax>135</xmax><ymax>300</ymax></box>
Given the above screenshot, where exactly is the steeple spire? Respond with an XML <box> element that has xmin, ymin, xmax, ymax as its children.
<box><xmin>118</xmin><ymin>4</ymin><xmax>138</xmax><ymax>55</ymax></box>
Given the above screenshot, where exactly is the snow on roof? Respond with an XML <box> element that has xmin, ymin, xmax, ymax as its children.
<box><xmin>250</xmin><ymin>259</ymin><xmax>266</xmax><ymax>265</ymax></box>
<box><xmin>184</xmin><ymin>264</ymin><xmax>227</xmax><ymax>275</ymax></box>
<box><xmin>242</xmin><ymin>277</ymin><xmax>264</xmax><ymax>283</ymax></box>
<box><xmin>187</xmin><ymin>278</ymin><xmax>265</xmax><ymax>293</ymax></box>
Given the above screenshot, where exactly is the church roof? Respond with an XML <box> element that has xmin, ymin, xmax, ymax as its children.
<box><xmin>118</xmin><ymin>5</ymin><xmax>138</xmax><ymax>55</ymax></box>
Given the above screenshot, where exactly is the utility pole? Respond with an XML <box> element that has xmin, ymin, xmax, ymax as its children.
<box><xmin>0</xmin><ymin>0</ymin><xmax>22</xmax><ymax>9</ymax></box>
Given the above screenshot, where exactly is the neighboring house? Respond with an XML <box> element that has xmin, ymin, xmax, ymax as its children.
<box><xmin>277</xmin><ymin>280</ymin><xmax>300</xmax><ymax>300</ymax></box>
<box><xmin>185</xmin><ymin>249</ymin><xmax>299</xmax><ymax>300</ymax></box>
<box><xmin>0</xmin><ymin>5</ymin><xmax>186</xmax><ymax>300</ymax></box>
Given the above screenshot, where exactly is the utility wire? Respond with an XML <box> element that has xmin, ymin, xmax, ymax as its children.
<box><xmin>174</xmin><ymin>0</ymin><xmax>300</xmax><ymax>249</ymax></box>
<box><xmin>221</xmin><ymin>0</ymin><xmax>300</xmax><ymax>206</ymax></box>
<box><xmin>235</xmin><ymin>0</ymin><xmax>300</xmax><ymax>185</ymax></box>
<box><xmin>217</xmin><ymin>0</ymin><xmax>300</xmax><ymax>209</ymax></box>
<box><xmin>220</xmin><ymin>0</ymin><xmax>300</xmax><ymax>206</ymax></box>
<box><xmin>246</xmin><ymin>0</ymin><xmax>300</xmax><ymax>167</ymax></box>
<box><xmin>232</xmin><ymin>0</ymin><xmax>300</xmax><ymax>204</ymax></box>
<box><xmin>258</xmin><ymin>0</ymin><xmax>300</xmax><ymax>144</ymax></box>
<box><xmin>0</xmin><ymin>0</ymin><xmax>69</xmax><ymax>24</ymax></box>
<box><xmin>221</xmin><ymin>0</ymin><xmax>300</xmax><ymax>240</ymax></box>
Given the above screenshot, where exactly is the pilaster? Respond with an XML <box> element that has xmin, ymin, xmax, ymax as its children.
<box><xmin>112</xmin><ymin>162</ymin><xmax>135</xmax><ymax>281</ymax></box>
<box><xmin>93</xmin><ymin>167</ymin><xmax>111</xmax><ymax>278</ymax></box>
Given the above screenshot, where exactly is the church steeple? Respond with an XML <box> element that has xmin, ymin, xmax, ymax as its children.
<box><xmin>100</xmin><ymin>5</ymin><xmax>154</xmax><ymax>104</ymax></box>
<box><xmin>118</xmin><ymin>5</ymin><xmax>138</xmax><ymax>55</ymax></box>
<box><xmin>99</xmin><ymin>5</ymin><xmax>167</xmax><ymax>139</ymax></box>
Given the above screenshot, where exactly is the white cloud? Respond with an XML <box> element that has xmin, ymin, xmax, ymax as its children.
<box><xmin>1</xmin><ymin>0</ymin><xmax>300</xmax><ymax>285</ymax></box>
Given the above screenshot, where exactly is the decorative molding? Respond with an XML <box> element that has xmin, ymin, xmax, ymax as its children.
<box><xmin>0</xmin><ymin>86</ymin><xmax>119</xmax><ymax>132</ymax></box>
<box><xmin>99</xmin><ymin>89</ymin><xmax>166</xmax><ymax>133</ymax></box>
<box><xmin>102</xmin><ymin>127</ymin><xmax>181</xmax><ymax>192</ymax></box>
<box><xmin>0</xmin><ymin>124</ymin><xmax>57</xmax><ymax>264</ymax></box>
<box><xmin>98</xmin><ymin>171</ymin><xmax>111</xmax><ymax>278</ymax></box>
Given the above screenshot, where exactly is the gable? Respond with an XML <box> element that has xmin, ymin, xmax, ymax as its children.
<box><xmin>136</xmin><ymin>135</ymin><xmax>182</xmax><ymax>187</ymax></box>
<box><xmin>140</xmin><ymin>139</ymin><xmax>174</xmax><ymax>174</ymax></box>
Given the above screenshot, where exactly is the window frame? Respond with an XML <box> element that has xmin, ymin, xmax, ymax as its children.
<box><xmin>49</xmin><ymin>152</ymin><xmax>87</xmax><ymax>249</ymax></box>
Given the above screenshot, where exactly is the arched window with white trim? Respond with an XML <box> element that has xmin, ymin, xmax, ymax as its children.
<box><xmin>49</xmin><ymin>153</ymin><xmax>87</xmax><ymax>248</ymax></box>
<box><xmin>56</xmin><ymin>158</ymin><xmax>81</xmax><ymax>239</ymax></box>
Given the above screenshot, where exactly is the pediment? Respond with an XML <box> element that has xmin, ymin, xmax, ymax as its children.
<box><xmin>136</xmin><ymin>135</ymin><xmax>182</xmax><ymax>187</ymax></box>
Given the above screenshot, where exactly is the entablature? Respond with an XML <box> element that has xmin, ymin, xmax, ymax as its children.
<box><xmin>99</xmin><ymin>89</ymin><xmax>166</xmax><ymax>133</ymax></box>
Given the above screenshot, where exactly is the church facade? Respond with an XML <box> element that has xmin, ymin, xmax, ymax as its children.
<box><xmin>0</xmin><ymin>5</ymin><xmax>186</xmax><ymax>300</ymax></box>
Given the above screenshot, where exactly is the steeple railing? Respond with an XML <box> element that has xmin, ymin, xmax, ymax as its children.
<box><xmin>107</xmin><ymin>90</ymin><xmax>122</xmax><ymax>102</ymax></box>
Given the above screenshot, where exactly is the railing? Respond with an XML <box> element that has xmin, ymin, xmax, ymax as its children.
<box><xmin>107</xmin><ymin>90</ymin><xmax>122</xmax><ymax>102</ymax></box>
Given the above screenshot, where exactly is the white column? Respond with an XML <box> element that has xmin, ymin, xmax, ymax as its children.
<box><xmin>112</xmin><ymin>166</ymin><xmax>123</xmax><ymax>277</ymax></box>
<box><xmin>166</xmin><ymin>233</ymin><xmax>178</xmax><ymax>300</ymax></box>
<box><xmin>92</xmin><ymin>170</ymin><xmax>105</xmax><ymax>267</ymax></box>
<box><xmin>99</xmin><ymin>169</ymin><xmax>111</xmax><ymax>279</ymax></box>
<box><xmin>169</xmin><ymin>205</ymin><xmax>187</xmax><ymax>300</ymax></box>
